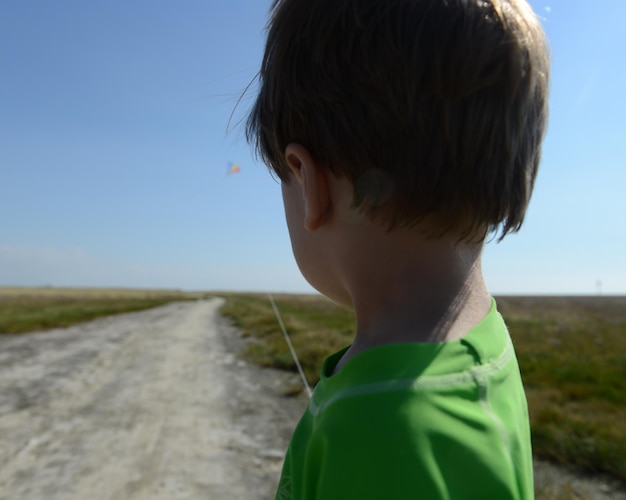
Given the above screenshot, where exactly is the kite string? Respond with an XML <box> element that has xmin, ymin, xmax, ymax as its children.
<box><xmin>268</xmin><ymin>294</ymin><xmax>313</xmax><ymax>399</ymax></box>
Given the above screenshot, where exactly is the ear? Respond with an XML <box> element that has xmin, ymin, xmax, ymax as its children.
<box><xmin>284</xmin><ymin>143</ymin><xmax>331</xmax><ymax>231</ymax></box>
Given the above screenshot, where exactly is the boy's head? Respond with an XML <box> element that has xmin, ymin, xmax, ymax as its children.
<box><xmin>247</xmin><ymin>0</ymin><xmax>549</xmax><ymax>242</ymax></box>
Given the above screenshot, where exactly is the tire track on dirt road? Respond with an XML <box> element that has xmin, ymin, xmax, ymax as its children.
<box><xmin>0</xmin><ymin>298</ymin><xmax>307</xmax><ymax>500</ymax></box>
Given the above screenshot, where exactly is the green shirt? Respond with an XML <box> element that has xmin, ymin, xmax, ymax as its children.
<box><xmin>275</xmin><ymin>299</ymin><xmax>533</xmax><ymax>499</ymax></box>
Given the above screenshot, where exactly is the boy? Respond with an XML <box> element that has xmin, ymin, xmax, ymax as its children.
<box><xmin>247</xmin><ymin>0</ymin><xmax>549</xmax><ymax>498</ymax></box>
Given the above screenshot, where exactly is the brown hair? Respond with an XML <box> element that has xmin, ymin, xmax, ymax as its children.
<box><xmin>247</xmin><ymin>0</ymin><xmax>550</xmax><ymax>241</ymax></box>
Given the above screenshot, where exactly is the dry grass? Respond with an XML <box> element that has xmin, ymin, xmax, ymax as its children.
<box><xmin>0</xmin><ymin>287</ymin><xmax>206</xmax><ymax>334</ymax></box>
<box><xmin>535</xmin><ymin>482</ymin><xmax>587</xmax><ymax>500</ymax></box>
<box><xmin>220</xmin><ymin>293</ymin><xmax>626</xmax><ymax>485</ymax></box>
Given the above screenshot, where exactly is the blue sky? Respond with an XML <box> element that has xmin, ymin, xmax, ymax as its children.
<box><xmin>1</xmin><ymin>1</ymin><xmax>624</xmax><ymax>295</ymax></box>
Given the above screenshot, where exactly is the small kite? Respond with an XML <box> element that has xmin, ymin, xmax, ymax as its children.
<box><xmin>227</xmin><ymin>162</ymin><xmax>241</xmax><ymax>175</ymax></box>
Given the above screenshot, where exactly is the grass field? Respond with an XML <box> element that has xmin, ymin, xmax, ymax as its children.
<box><xmin>0</xmin><ymin>287</ymin><xmax>205</xmax><ymax>334</ymax></box>
<box><xmin>220</xmin><ymin>293</ymin><xmax>626</xmax><ymax>485</ymax></box>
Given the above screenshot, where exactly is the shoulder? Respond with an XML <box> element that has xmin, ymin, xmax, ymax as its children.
<box><xmin>295</xmin><ymin>387</ymin><xmax>525</xmax><ymax>498</ymax></box>
<box><xmin>281</xmin><ymin>347</ymin><xmax>530</xmax><ymax>499</ymax></box>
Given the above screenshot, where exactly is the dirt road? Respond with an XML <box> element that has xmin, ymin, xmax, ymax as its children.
<box><xmin>0</xmin><ymin>299</ymin><xmax>307</xmax><ymax>500</ymax></box>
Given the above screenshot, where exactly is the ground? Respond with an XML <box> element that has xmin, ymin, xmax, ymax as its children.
<box><xmin>0</xmin><ymin>299</ymin><xmax>623</xmax><ymax>499</ymax></box>
<box><xmin>0</xmin><ymin>299</ymin><xmax>306</xmax><ymax>499</ymax></box>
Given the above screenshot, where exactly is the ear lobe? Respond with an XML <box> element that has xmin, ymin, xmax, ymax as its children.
<box><xmin>284</xmin><ymin>143</ymin><xmax>331</xmax><ymax>232</ymax></box>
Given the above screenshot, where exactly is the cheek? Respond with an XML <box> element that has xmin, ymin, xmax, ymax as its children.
<box><xmin>281</xmin><ymin>181</ymin><xmax>351</xmax><ymax>307</ymax></box>
<box><xmin>281</xmin><ymin>182</ymin><xmax>302</xmax><ymax>241</ymax></box>
<box><xmin>282</xmin><ymin>182</ymin><xmax>307</xmax><ymax>260</ymax></box>
<box><xmin>281</xmin><ymin>181</ymin><xmax>319</xmax><ymax>283</ymax></box>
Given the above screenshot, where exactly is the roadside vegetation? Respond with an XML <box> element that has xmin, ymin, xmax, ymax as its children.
<box><xmin>0</xmin><ymin>287</ymin><xmax>204</xmax><ymax>334</ymax></box>
<box><xmin>220</xmin><ymin>293</ymin><xmax>626</xmax><ymax>487</ymax></box>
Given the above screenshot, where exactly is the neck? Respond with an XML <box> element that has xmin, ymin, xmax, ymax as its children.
<box><xmin>333</xmin><ymin>229</ymin><xmax>491</xmax><ymax>372</ymax></box>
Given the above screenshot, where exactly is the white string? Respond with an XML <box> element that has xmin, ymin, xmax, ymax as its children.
<box><xmin>268</xmin><ymin>294</ymin><xmax>313</xmax><ymax>398</ymax></box>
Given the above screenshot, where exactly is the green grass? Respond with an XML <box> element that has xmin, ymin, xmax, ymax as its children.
<box><xmin>0</xmin><ymin>287</ymin><xmax>204</xmax><ymax>334</ymax></box>
<box><xmin>220</xmin><ymin>293</ymin><xmax>355</xmax><ymax>385</ymax></box>
<box><xmin>220</xmin><ymin>293</ymin><xmax>626</xmax><ymax>485</ymax></box>
<box><xmin>496</xmin><ymin>296</ymin><xmax>626</xmax><ymax>483</ymax></box>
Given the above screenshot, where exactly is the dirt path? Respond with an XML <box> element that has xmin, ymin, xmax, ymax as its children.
<box><xmin>0</xmin><ymin>298</ymin><xmax>624</xmax><ymax>499</ymax></box>
<box><xmin>0</xmin><ymin>299</ymin><xmax>306</xmax><ymax>499</ymax></box>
